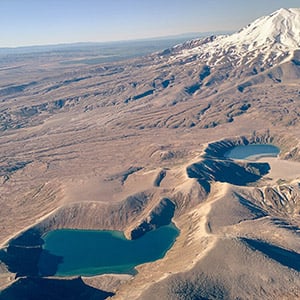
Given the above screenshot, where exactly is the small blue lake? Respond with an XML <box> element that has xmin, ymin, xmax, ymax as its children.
<box><xmin>38</xmin><ymin>224</ymin><xmax>179</xmax><ymax>277</ymax></box>
<box><xmin>224</xmin><ymin>144</ymin><xmax>280</xmax><ymax>160</ymax></box>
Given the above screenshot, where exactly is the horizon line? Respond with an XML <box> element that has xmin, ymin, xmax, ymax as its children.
<box><xmin>0</xmin><ymin>30</ymin><xmax>233</xmax><ymax>50</ymax></box>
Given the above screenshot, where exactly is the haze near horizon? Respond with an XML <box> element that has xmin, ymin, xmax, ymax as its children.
<box><xmin>1</xmin><ymin>0</ymin><xmax>299</xmax><ymax>47</ymax></box>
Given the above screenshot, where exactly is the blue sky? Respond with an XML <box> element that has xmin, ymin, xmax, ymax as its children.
<box><xmin>0</xmin><ymin>0</ymin><xmax>299</xmax><ymax>47</ymax></box>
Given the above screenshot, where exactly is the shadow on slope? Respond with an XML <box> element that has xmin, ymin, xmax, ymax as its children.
<box><xmin>0</xmin><ymin>228</ymin><xmax>62</xmax><ymax>277</ymax></box>
<box><xmin>0</xmin><ymin>277</ymin><xmax>114</xmax><ymax>300</ymax></box>
<box><xmin>130</xmin><ymin>198</ymin><xmax>176</xmax><ymax>239</ymax></box>
<box><xmin>241</xmin><ymin>238</ymin><xmax>300</xmax><ymax>272</ymax></box>
<box><xmin>187</xmin><ymin>159</ymin><xmax>270</xmax><ymax>186</ymax></box>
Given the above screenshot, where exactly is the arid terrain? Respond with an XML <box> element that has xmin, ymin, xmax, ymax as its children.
<box><xmin>0</xmin><ymin>8</ymin><xmax>300</xmax><ymax>300</ymax></box>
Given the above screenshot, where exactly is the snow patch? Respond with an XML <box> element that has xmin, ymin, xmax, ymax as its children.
<box><xmin>170</xmin><ymin>8</ymin><xmax>300</xmax><ymax>69</ymax></box>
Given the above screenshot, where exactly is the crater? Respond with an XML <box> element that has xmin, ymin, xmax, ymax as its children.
<box><xmin>186</xmin><ymin>136</ymin><xmax>282</xmax><ymax>190</ymax></box>
<box><xmin>0</xmin><ymin>224</ymin><xmax>179</xmax><ymax>278</ymax></box>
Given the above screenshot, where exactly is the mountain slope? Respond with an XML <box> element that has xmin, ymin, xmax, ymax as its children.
<box><xmin>163</xmin><ymin>8</ymin><xmax>300</xmax><ymax>69</ymax></box>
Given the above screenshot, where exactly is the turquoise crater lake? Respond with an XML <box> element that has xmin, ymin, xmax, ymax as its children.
<box><xmin>224</xmin><ymin>144</ymin><xmax>280</xmax><ymax>160</ymax></box>
<box><xmin>38</xmin><ymin>224</ymin><xmax>179</xmax><ymax>277</ymax></box>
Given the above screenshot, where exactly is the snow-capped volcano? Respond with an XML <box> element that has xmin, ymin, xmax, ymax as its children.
<box><xmin>169</xmin><ymin>8</ymin><xmax>300</xmax><ymax>69</ymax></box>
<box><xmin>226</xmin><ymin>8</ymin><xmax>300</xmax><ymax>51</ymax></box>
